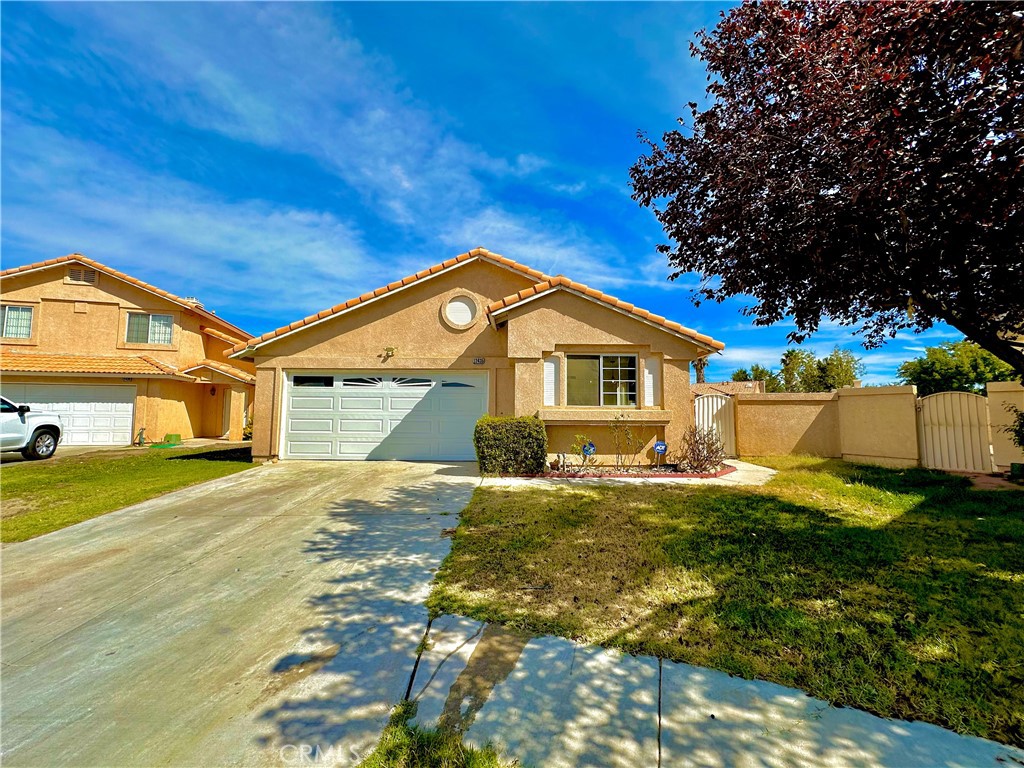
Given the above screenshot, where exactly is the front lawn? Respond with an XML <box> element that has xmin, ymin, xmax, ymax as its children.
<box><xmin>1</xmin><ymin>446</ymin><xmax>254</xmax><ymax>543</ymax></box>
<box><xmin>428</xmin><ymin>456</ymin><xmax>1024</xmax><ymax>746</ymax></box>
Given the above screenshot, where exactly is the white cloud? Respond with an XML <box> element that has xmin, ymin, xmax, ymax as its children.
<box><xmin>2</xmin><ymin>121</ymin><xmax>378</xmax><ymax>322</ymax></box>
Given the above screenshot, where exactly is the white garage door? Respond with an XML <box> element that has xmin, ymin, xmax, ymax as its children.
<box><xmin>283</xmin><ymin>371</ymin><xmax>488</xmax><ymax>460</ymax></box>
<box><xmin>0</xmin><ymin>383</ymin><xmax>135</xmax><ymax>446</ymax></box>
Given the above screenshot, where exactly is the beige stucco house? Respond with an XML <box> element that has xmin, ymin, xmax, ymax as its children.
<box><xmin>230</xmin><ymin>248</ymin><xmax>723</xmax><ymax>463</ymax></box>
<box><xmin>0</xmin><ymin>254</ymin><xmax>255</xmax><ymax>445</ymax></box>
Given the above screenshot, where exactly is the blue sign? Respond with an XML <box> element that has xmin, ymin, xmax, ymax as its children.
<box><xmin>653</xmin><ymin>441</ymin><xmax>668</xmax><ymax>455</ymax></box>
<box><xmin>582</xmin><ymin>442</ymin><xmax>597</xmax><ymax>456</ymax></box>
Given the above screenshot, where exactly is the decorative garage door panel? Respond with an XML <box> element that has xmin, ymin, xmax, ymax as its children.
<box><xmin>0</xmin><ymin>383</ymin><xmax>135</xmax><ymax>446</ymax></box>
<box><xmin>283</xmin><ymin>372</ymin><xmax>488</xmax><ymax>460</ymax></box>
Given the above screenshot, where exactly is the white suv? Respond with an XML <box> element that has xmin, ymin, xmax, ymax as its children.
<box><xmin>0</xmin><ymin>397</ymin><xmax>64</xmax><ymax>460</ymax></box>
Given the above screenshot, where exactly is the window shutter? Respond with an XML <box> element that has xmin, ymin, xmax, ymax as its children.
<box><xmin>644</xmin><ymin>357</ymin><xmax>660</xmax><ymax>407</ymax></box>
<box><xmin>543</xmin><ymin>356</ymin><xmax>559</xmax><ymax>407</ymax></box>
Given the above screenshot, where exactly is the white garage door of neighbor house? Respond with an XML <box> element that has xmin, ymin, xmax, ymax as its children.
<box><xmin>0</xmin><ymin>383</ymin><xmax>136</xmax><ymax>446</ymax></box>
<box><xmin>283</xmin><ymin>372</ymin><xmax>488</xmax><ymax>460</ymax></box>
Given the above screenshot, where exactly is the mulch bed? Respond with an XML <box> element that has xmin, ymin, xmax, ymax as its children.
<box><xmin>526</xmin><ymin>464</ymin><xmax>737</xmax><ymax>479</ymax></box>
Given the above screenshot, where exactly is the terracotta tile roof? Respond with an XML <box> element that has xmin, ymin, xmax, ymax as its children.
<box><xmin>182</xmin><ymin>359</ymin><xmax>256</xmax><ymax>384</ymax></box>
<box><xmin>201</xmin><ymin>327</ymin><xmax>246</xmax><ymax>346</ymax></box>
<box><xmin>0</xmin><ymin>350</ymin><xmax>194</xmax><ymax>379</ymax></box>
<box><xmin>487</xmin><ymin>275</ymin><xmax>726</xmax><ymax>351</ymax></box>
<box><xmin>229</xmin><ymin>247</ymin><xmax>549</xmax><ymax>355</ymax></box>
<box><xmin>692</xmin><ymin>381</ymin><xmax>764</xmax><ymax>396</ymax></box>
<box><xmin>0</xmin><ymin>254</ymin><xmax>251</xmax><ymax>340</ymax></box>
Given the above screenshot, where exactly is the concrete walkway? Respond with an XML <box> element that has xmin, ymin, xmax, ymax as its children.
<box><xmin>410</xmin><ymin>616</ymin><xmax>1024</xmax><ymax>768</ymax></box>
<box><xmin>1</xmin><ymin>460</ymin><xmax>478</xmax><ymax>767</ymax></box>
<box><xmin>0</xmin><ymin>438</ymin><xmax>247</xmax><ymax>464</ymax></box>
<box><xmin>480</xmin><ymin>459</ymin><xmax>776</xmax><ymax>488</ymax></box>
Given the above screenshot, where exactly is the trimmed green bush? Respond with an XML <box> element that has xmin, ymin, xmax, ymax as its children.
<box><xmin>473</xmin><ymin>415</ymin><xmax>548</xmax><ymax>475</ymax></box>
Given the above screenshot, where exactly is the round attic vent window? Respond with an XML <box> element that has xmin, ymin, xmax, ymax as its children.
<box><xmin>443</xmin><ymin>295</ymin><xmax>478</xmax><ymax>329</ymax></box>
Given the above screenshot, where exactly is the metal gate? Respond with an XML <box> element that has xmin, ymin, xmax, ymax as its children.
<box><xmin>917</xmin><ymin>392</ymin><xmax>995</xmax><ymax>473</ymax></box>
<box><xmin>695</xmin><ymin>393</ymin><xmax>737</xmax><ymax>458</ymax></box>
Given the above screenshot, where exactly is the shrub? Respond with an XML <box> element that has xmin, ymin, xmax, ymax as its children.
<box><xmin>473</xmin><ymin>416</ymin><xmax>548</xmax><ymax>476</ymax></box>
<box><xmin>561</xmin><ymin>433</ymin><xmax>598</xmax><ymax>473</ymax></box>
<box><xmin>678</xmin><ymin>426</ymin><xmax>725</xmax><ymax>473</ymax></box>
<box><xmin>1004</xmin><ymin>404</ymin><xmax>1024</xmax><ymax>450</ymax></box>
<box><xmin>610</xmin><ymin>413</ymin><xmax>651</xmax><ymax>469</ymax></box>
<box><xmin>242</xmin><ymin>416</ymin><xmax>253</xmax><ymax>441</ymax></box>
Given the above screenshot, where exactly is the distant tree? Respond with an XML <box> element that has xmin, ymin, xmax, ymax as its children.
<box><xmin>897</xmin><ymin>340</ymin><xmax>1018</xmax><ymax>396</ymax></box>
<box><xmin>749</xmin><ymin>364</ymin><xmax>785</xmax><ymax>393</ymax></box>
<box><xmin>779</xmin><ymin>347</ymin><xmax>864</xmax><ymax>392</ymax></box>
<box><xmin>630</xmin><ymin>2</ymin><xmax>1024</xmax><ymax>377</ymax></box>
<box><xmin>734</xmin><ymin>352</ymin><xmax>853</xmax><ymax>392</ymax></box>
<box><xmin>780</xmin><ymin>350</ymin><xmax>816</xmax><ymax>393</ymax></box>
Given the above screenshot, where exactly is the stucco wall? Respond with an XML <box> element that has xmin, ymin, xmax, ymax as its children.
<box><xmin>1</xmin><ymin>268</ymin><xmax>209</xmax><ymax>365</ymax></box>
<box><xmin>837</xmin><ymin>386</ymin><xmax>920</xmax><ymax>468</ymax></box>
<box><xmin>499</xmin><ymin>291</ymin><xmax>702</xmax><ymax>464</ymax></box>
<box><xmin>988</xmin><ymin>381</ymin><xmax>1024</xmax><ymax>469</ymax></box>
<box><xmin>735</xmin><ymin>393</ymin><xmax>841</xmax><ymax>458</ymax></box>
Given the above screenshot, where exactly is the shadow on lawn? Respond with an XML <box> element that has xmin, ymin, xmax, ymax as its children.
<box><xmin>254</xmin><ymin>464</ymin><xmax>479</xmax><ymax>758</ymax></box>
<box><xmin>433</xmin><ymin>462</ymin><xmax>1024</xmax><ymax>749</ymax></box>
<box><xmin>167</xmin><ymin>447</ymin><xmax>252</xmax><ymax>462</ymax></box>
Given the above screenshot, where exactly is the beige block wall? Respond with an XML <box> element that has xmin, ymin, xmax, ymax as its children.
<box><xmin>988</xmin><ymin>381</ymin><xmax>1024</xmax><ymax>469</ymax></box>
<box><xmin>837</xmin><ymin>386</ymin><xmax>920</xmax><ymax>468</ymax></box>
<box><xmin>735</xmin><ymin>393</ymin><xmax>841</xmax><ymax>458</ymax></box>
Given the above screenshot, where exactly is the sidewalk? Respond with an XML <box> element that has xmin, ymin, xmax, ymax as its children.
<box><xmin>410</xmin><ymin>615</ymin><xmax>1024</xmax><ymax>768</ymax></box>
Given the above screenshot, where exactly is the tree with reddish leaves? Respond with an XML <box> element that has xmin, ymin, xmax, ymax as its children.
<box><xmin>631</xmin><ymin>1</ymin><xmax>1024</xmax><ymax>375</ymax></box>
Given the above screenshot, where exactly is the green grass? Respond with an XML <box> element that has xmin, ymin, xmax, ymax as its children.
<box><xmin>428</xmin><ymin>456</ymin><xmax>1024</xmax><ymax>746</ymax></box>
<box><xmin>359</xmin><ymin>701</ymin><xmax>514</xmax><ymax>768</ymax></box>
<box><xmin>1</xmin><ymin>446</ymin><xmax>255</xmax><ymax>542</ymax></box>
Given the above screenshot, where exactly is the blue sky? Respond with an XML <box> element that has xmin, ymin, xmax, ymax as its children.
<box><xmin>1</xmin><ymin>2</ymin><xmax>959</xmax><ymax>383</ymax></box>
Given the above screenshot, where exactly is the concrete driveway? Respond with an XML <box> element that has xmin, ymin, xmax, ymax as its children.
<box><xmin>1</xmin><ymin>460</ymin><xmax>479</xmax><ymax>767</ymax></box>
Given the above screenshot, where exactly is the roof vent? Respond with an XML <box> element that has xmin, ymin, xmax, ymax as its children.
<box><xmin>183</xmin><ymin>297</ymin><xmax>205</xmax><ymax>309</ymax></box>
<box><xmin>67</xmin><ymin>266</ymin><xmax>99</xmax><ymax>285</ymax></box>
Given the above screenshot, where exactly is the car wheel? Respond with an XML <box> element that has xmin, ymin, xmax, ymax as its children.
<box><xmin>22</xmin><ymin>430</ymin><xmax>58</xmax><ymax>460</ymax></box>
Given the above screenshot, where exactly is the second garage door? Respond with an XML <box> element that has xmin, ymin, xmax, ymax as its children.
<box><xmin>0</xmin><ymin>383</ymin><xmax>136</xmax><ymax>446</ymax></box>
<box><xmin>283</xmin><ymin>371</ymin><xmax>488</xmax><ymax>460</ymax></box>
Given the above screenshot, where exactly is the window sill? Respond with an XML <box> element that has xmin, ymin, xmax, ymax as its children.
<box><xmin>1</xmin><ymin>337</ymin><xmax>39</xmax><ymax>346</ymax></box>
<box><xmin>538</xmin><ymin>408</ymin><xmax>671</xmax><ymax>424</ymax></box>
<box><xmin>118</xmin><ymin>342</ymin><xmax>178</xmax><ymax>352</ymax></box>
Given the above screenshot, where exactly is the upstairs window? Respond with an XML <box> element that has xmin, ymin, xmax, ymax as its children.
<box><xmin>567</xmin><ymin>354</ymin><xmax>637</xmax><ymax>407</ymax></box>
<box><xmin>126</xmin><ymin>312</ymin><xmax>173</xmax><ymax>344</ymax></box>
<box><xmin>1</xmin><ymin>305</ymin><xmax>33</xmax><ymax>339</ymax></box>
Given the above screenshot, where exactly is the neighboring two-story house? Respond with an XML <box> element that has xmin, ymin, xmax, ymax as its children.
<box><xmin>0</xmin><ymin>254</ymin><xmax>255</xmax><ymax>445</ymax></box>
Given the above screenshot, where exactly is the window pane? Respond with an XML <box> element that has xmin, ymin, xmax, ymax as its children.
<box><xmin>293</xmin><ymin>375</ymin><xmax>335</xmax><ymax>388</ymax></box>
<box><xmin>126</xmin><ymin>313</ymin><xmax>149</xmax><ymax>343</ymax></box>
<box><xmin>566</xmin><ymin>356</ymin><xmax>600</xmax><ymax>406</ymax></box>
<box><xmin>599</xmin><ymin>354</ymin><xmax>637</xmax><ymax>406</ymax></box>
<box><xmin>149</xmin><ymin>314</ymin><xmax>173</xmax><ymax>344</ymax></box>
<box><xmin>2</xmin><ymin>306</ymin><xmax>33</xmax><ymax>339</ymax></box>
